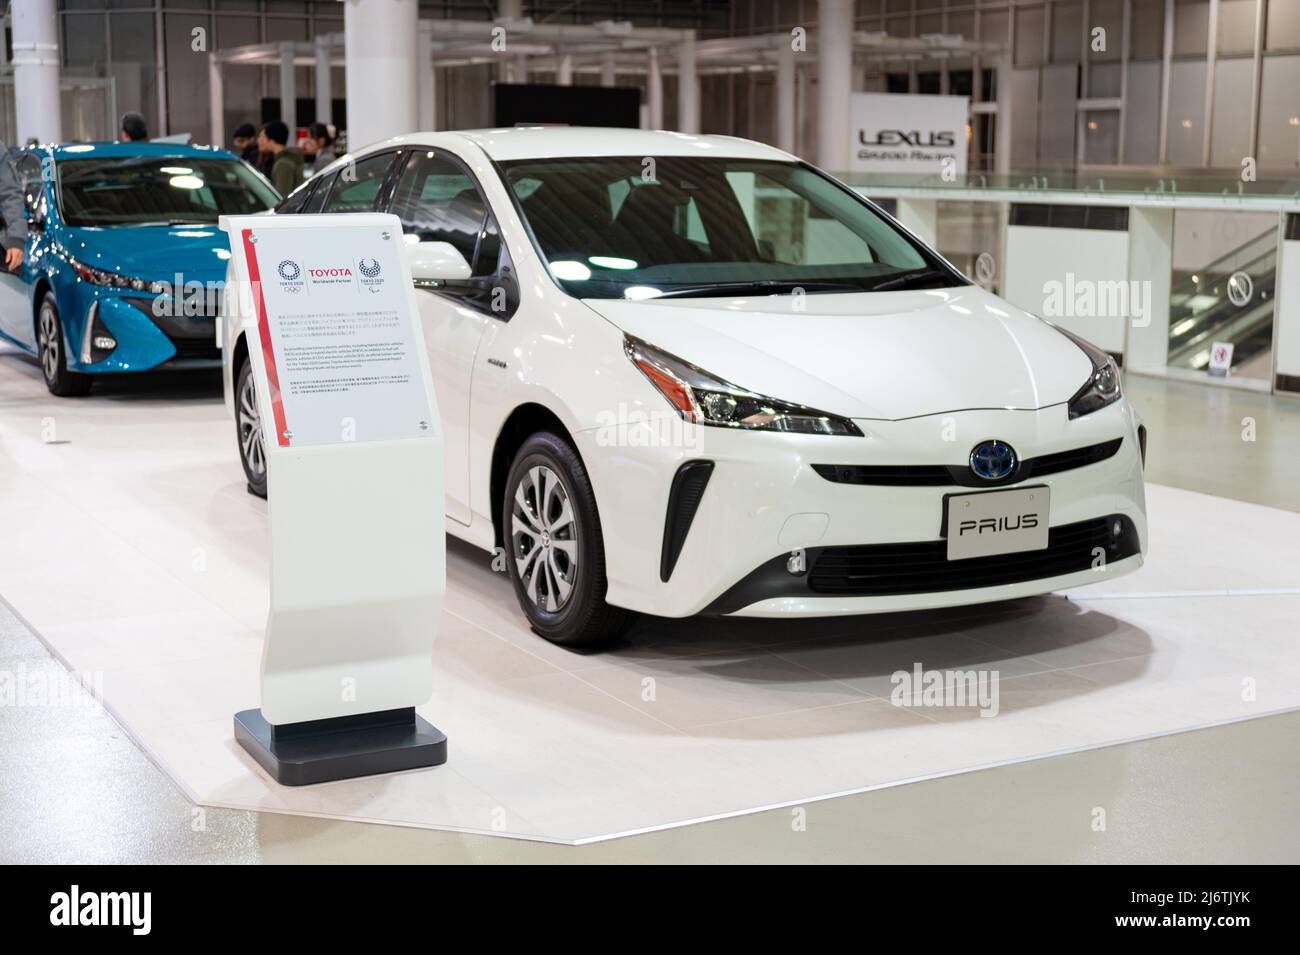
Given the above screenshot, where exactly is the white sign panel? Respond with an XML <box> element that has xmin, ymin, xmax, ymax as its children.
<box><xmin>850</xmin><ymin>92</ymin><xmax>970</xmax><ymax>176</ymax></box>
<box><xmin>1208</xmin><ymin>341</ymin><xmax>1234</xmax><ymax>378</ymax></box>
<box><xmin>221</xmin><ymin>212</ymin><xmax>445</xmax><ymax>728</ymax></box>
<box><xmin>240</xmin><ymin>222</ymin><xmax>434</xmax><ymax>448</ymax></box>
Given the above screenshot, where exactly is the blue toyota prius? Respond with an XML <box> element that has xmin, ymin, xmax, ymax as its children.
<box><xmin>0</xmin><ymin>142</ymin><xmax>278</xmax><ymax>395</ymax></box>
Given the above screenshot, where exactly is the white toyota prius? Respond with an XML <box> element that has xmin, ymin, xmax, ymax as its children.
<box><xmin>222</xmin><ymin>127</ymin><xmax>1147</xmax><ymax>647</ymax></box>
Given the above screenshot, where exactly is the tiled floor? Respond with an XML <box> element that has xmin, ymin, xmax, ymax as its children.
<box><xmin>1</xmin><ymin>354</ymin><xmax>1299</xmax><ymax>859</ymax></box>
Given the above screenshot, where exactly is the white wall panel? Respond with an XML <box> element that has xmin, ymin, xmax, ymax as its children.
<box><xmin>1004</xmin><ymin>225</ymin><xmax>1130</xmax><ymax>355</ymax></box>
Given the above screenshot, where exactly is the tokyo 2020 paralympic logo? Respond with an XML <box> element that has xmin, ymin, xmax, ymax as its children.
<box><xmin>358</xmin><ymin>258</ymin><xmax>382</xmax><ymax>279</ymax></box>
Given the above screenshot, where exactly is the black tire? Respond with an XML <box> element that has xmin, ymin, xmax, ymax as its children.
<box><xmin>36</xmin><ymin>293</ymin><xmax>92</xmax><ymax>397</ymax></box>
<box><xmin>503</xmin><ymin>432</ymin><xmax>637</xmax><ymax>647</ymax></box>
<box><xmin>235</xmin><ymin>357</ymin><xmax>268</xmax><ymax>498</ymax></box>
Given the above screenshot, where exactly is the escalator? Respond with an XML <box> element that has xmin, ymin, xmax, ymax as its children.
<box><xmin>1167</xmin><ymin>228</ymin><xmax>1275</xmax><ymax>375</ymax></box>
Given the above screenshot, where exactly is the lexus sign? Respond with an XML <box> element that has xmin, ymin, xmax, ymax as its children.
<box><xmin>850</xmin><ymin>92</ymin><xmax>970</xmax><ymax>176</ymax></box>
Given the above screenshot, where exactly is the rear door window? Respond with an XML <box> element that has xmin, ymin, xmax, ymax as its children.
<box><xmin>322</xmin><ymin>153</ymin><xmax>398</xmax><ymax>213</ymax></box>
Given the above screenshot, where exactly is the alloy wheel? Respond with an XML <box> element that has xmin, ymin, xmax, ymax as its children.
<box><xmin>510</xmin><ymin>464</ymin><xmax>579</xmax><ymax>612</ymax></box>
<box><xmin>38</xmin><ymin>306</ymin><xmax>59</xmax><ymax>382</ymax></box>
<box><xmin>238</xmin><ymin>369</ymin><xmax>266</xmax><ymax>478</ymax></box>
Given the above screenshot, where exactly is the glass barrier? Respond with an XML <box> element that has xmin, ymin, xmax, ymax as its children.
<box><xmin>838</xmin><ymin>169</ymin><xmax>1300</xmax><ymax>201</ymax></box>
<box><xmin>1167</xmin><ymin>227</ymin><xmax>1276</xmax><ymax>377</ymax></box>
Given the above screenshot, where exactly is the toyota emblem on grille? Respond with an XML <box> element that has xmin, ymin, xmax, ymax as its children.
<box><xmin>970</xmin><ymin>440</ymin><xmax>1017</xmax><ymax>480</ymax></box>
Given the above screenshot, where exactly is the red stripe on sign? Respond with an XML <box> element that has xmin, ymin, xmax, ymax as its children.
<box><xmin>241</xmin><ymin>229</ymin><xmax>290</xmax><ymax>447</ymax></box>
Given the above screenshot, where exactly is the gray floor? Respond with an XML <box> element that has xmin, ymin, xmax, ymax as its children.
<box><xmin>2</xmin><ymin>371</ymin><xmax>1298</xmax><ymax>863</ymax></box>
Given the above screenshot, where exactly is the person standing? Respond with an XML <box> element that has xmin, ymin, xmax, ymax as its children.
<box><xmin>232</xmin><ymin>123</ymin><xmax>259</xmax><ymax>165</ymax></box>
<box><xmin>258</xmin><ymin>121</ymin><xmax>304</xmax><ymax>195</ymax></box>
<box><xmin>306</xmin><ymin>123</ymin><xmax>337</xmax><ymax>173</ymax></box>
<box><xmin>119</xmin><ymin>112</ymin><xmax>149</xmax><ymax>142</ymax></box>
<box><xmin>0</xmin><ymin>145</ymin><xmax>26</xmax><ymax>272</ymax></box>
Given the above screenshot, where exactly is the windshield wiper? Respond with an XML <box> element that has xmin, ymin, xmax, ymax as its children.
<box><xmin>863</xmin><ymin>268</ymin><xmax>956</xmax><ymax>292</ymax></box>
<box><xmin>653</xmin><ymin>280</ymin><xmax>865</xmax><ymax>300</ymax></box>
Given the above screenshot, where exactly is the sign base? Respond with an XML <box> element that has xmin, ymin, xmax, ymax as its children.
<box><xmin>234</xmin><ymin>706</ymin><xmax>447</xmax><ymax>786</ymax></box>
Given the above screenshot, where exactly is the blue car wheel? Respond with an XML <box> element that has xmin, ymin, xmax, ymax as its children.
<box><xmin>37</xmin><ymin>293</ymin><xmax>93</xmax><ymax>397</ymax></box>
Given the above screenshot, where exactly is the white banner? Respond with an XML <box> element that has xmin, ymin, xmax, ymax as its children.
<box><xmin>850</xmin><ymin>92</ymin><xmax>970</xmax><ymax>176</ymax></box>
<box><xmin>239</xmin><ymin>222</ymin><xmax>434</xmax><ymax>449</ymax></box>
<box><xmin>220</xmin><ymin>212</ymin><xmax>445</xmax><ymax>727</ymax></box>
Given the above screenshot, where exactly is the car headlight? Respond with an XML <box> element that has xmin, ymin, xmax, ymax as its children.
<box><xmin>1055</xmin><ymin>325</ymin><xmax>1122</xmax><ymax>419</ymax></box>
<box><xmin>69</xmin><ymin>256</ymin><xmax>167</xmax><ymax>294</ymax></box>
<box><xmin>624</xmin><ymin>335</ymin><xmax>863</xmax><ymax>436</ymax></box>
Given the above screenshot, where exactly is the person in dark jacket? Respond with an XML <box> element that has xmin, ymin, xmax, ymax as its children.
<box><xmin>253</xmin><ymin>124</ymin><xmax>275</xmax><ymax>178</ymax></box>
<box><xmin>258</xmin><ymin>121</ymin><xmax>304</xmax><ymax>195</ymax></box>
<box><xmin>232</xmin><ymin>123</ymin><xmax>259</xmax><ymax>166</ymax></box>
<box><xmin>0</xmin><ymin>145</ymin><xmax>26</xmax><ymax>271</ymax></box>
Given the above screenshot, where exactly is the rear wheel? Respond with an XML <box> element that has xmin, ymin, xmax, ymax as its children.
<box><xmin>503</xmin><ymin>432</ymin><xmax>637</xmax><ymax>647</ymax></box>
<box><xmin>236</xmin><ymin>358</ymin><xmax>267</xmax><ymax>498</ymax></box>
<box><xmin>37</xmin><ymin>294</ymin><xmax>92</xmax><ymax>397</ymax></box>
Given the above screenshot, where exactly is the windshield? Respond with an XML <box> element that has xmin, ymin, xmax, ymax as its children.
<box><xmin>499</xmin><ymin>156</ymin><xmax>964</xmax><ymax>299</ymax></box>
<box><xmin>57</xmin><ymin>156</ymin><xmax>278</xmax><ymax>227</ymax></box>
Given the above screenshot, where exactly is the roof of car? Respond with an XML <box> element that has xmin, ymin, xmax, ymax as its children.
<box><xmin>366</xmin><ymin>126</ymin><xmax>794</xmax><ymax>163</ymax></box>
<box><xmin>35</xmin><ymin>141</ymin><xmax>242</xmax><ymax>162</ymax></box>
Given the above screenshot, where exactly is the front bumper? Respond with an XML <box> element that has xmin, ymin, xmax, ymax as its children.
<box><xmin>576</xmin><ymin>397</ymin><xmax>1147</xmax><ymax>618</ymax></box>
<box><xmin>66</xmin><ymin>290</ymin><xmax>221</xmax><ymax>374</ymax></box>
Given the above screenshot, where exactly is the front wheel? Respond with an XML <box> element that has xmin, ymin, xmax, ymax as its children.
<box><xmin>37</xmin><ymin>293</ymin><xmax>92</xmax><ymax>397</ymax></box>
<box><xmin>503</xmin><ymin>432</ymin><xmax>637</xmax><ymax>647</ymax></box>
<box><xmin>235</xmin><ymin>358</ymin><xmax>267</xmax><ymax>498</ymax></box>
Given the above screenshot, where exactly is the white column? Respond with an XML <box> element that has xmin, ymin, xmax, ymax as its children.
<box><xmin>154</xmin><ymin>2</ymin><xmax>168</xmax><ymax>136</ymax></box>
<box><xmin>647</xmin><ymin>46</ymin><xmax>663</xmax><ymax>129</ymax></box>
<box><xmin>776</xmin><ymin>41</ymin><xmax>796</xmax><ymax>153</ymax></box>
<box><xmin>417</xmin><ymin>23</ymin><xmax>436</xmax><ymax>130</ymax></box>
<box><xmin>499</xmin><ymin>0</ymin><xmax>528</xmax><ymax>83</ymax></box>
<box><xmin>279</xmin><ymin>42</ymin><xmax>297</xmax><ymax>135</ymax></box>
<box><xmin>314</xmin><ymin>35</ymin><xmax>332</xmax><ymax>127</ymax></box>
<box><xmin>1125</xmin><ymin>206</ymin><xmax>1175</xmax><ymax>374</ymax></box>
<box><xmin>1275</xmin><ymin>220</ymin><xmax>1300</xmax><ymax>391</ymax></box>
<box><xmin>677</xmin><ymin>32</ymin><xmax>699</xmax><ymax>134</ymax></box>
<box><xmin>816</xmin><ymin>0</ymin><xmax>854</xmax><ymax>170</ymax></box>
<box><xmin>344</xmin><ymin>0</ymin><xmax>419</xmax><ymax>149</ymax></box>
<box><xmin>896</xmin><ymin>199</ymin><xmax>939</xmax><ymax>249</ymax></box>
<box><xmin>11</xmin><ymin>0</ymin><xmax>61</xmax><ymax>145</ymax></box>
<box><xmin>600</xmin><ymin>52</ymin><xmax>616</xmax><ymax>87</ymax></box>
<box><xmin>994</xmin><ymin>52</ymin><xmax>1014</xmax><ymax>175</ymax></box>
<box><xmin>556</xmin><ymin>53</ymin><xmax>574</xmax><ymax>86</ymax></box>
<box><xmin>209</xmin><ymin>55</ymin><xmax>225</xmax><ymax>148</ymax></box>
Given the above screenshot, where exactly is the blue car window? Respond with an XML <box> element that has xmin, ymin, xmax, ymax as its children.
<box><xmin>57</xmin><ymin>156</ymin><xmax>278</xmax><ymax>226</ymax></box>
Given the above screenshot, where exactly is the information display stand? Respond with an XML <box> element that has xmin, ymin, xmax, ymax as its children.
<box><xmin>219</xmin><ymin>213</ymin><xmax>447</xmax><ymax>786</ymax></box>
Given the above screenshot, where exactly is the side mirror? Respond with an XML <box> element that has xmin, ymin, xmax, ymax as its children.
<box><xmin>404</xmin><ymin>239</ymin><xmax>471</xmax><ymax>283</ymax></box>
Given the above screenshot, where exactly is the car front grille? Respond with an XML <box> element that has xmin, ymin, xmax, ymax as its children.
<box><xmin>812</xmin><ymin>438</ymin><xmax>1123</xmax><ymax>489</ymax></box>
<box><xmin>122</xmin><ymin>296</ymin><xmax>219</xmax><ymax>361</ymax></box>
<box><xmin>807</xmin><ymin>514</ymin><xmax>1140</xmax><ymax>597</ymax></box>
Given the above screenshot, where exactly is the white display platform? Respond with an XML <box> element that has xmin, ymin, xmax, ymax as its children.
<box><xmin>2</xmin><ymin>357</ymin><xmax>1298</xmax><ymax>843</ymax></box>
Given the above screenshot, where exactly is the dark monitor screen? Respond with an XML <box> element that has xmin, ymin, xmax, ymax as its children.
<box><xmin>493</xmin><ymin>84</ymin><xmax>641</xmax><ymax>129</ymax></box>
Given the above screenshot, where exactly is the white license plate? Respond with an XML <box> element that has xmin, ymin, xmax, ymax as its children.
<box><xmin>946</xmin><ymin>486</ymin><xmax>1050</xmax><ymax>561</ymax></box>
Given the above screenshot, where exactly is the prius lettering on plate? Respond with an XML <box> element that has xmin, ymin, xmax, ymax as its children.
<box><xmin>946</xmin><ymin>487</ymin><xmax>1049</xmax><ymax>561</ymax></box>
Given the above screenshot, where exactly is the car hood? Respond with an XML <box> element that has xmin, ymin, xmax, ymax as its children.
<box><xmin>58</xmin><ymin>224</ymin><xmax>231</xmax><ymax>282</ymax></box>
<box><xmin>582</xmin><ymin>285</ymin><xmax>1094</xmax><ymax>421</ymax></box>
